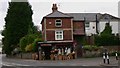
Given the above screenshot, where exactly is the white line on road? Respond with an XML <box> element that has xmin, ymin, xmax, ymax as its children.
<box><xmin>2</xmin><ymin>63</ymin><xmax>13</xmax><ymax>66</ymax></box>
<box><xmin>2</xmin><ymin>62</ymin><xmax>30</xmax><ymax>66</ymax></box>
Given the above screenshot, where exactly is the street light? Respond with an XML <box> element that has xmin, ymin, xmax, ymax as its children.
<box><xmin>37</xmin><ymin>41</ymin><xmax>42</xmax><ymax>60</ymax></box>
<box><xmin>38</xmin><ymin>46</ymin><xmax>41</xmax><ymax>51</ymax></box>
<box><xmin>37</xmin><ymin>46</ymin><xmax>41</xmax><ymax>60</ymax></box>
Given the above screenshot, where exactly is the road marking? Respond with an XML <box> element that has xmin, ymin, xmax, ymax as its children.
<box><xmin>2</xmin><ymin>62</ymin><xmax>30</xmax><ymax>66</ymax></box>
<box><xmin>2</xmin><ymin>63</ymin><xmax>13</xmax><ymax>66</ymax></box>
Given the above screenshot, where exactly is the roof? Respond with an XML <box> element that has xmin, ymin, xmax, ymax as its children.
<box><xmin>42</xmin><ymin>11</ymin><xmax>120</xmax><ymax>23</ymax></box>
<box><xmin>66</xmin><ymin>13</ymin><xmax>102</xmax><ymax>21</ymax></box>
<box><xmin>99</xmin><ymin>13</ymin><xmax>120</xmax><ymax>21</ymax></box>
<box><xmin>67</xmin><ymin>13</ymin><xmax>120</xmax><ymax>21</ymax></box>
<box><xmin>44</xmin><ymin>11</ymin><xmax>72</xmax><ymax>18</ymax></box>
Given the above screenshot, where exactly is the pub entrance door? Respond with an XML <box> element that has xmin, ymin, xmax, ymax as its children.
<box><xmin>41</xmin><ymin>46</ymin><xmax>52</xmax><ymax>60</ymax></box>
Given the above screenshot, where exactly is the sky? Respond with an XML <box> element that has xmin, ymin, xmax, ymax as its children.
<box><xmin>0</xmin><ymin>0</ymin><xmax>120</xmax><ymax>39</ymax></box>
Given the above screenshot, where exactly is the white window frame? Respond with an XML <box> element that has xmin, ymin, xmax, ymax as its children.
<box><xmin>55</xmin><ymin>19</ymin><xmax>62</xmax><ymax>27</ymax></box>
<box><xmin>55</xmin><ymin>30</ymin><xmax>63</xmax><ymax>40</ymax></box>
<box><xmin>85</xmin><ymin>22</ymin><xmax>90</xmax><ymax>30</ymax></box>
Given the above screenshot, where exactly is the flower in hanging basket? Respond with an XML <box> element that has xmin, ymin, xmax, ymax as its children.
<box><xmin>55</xmin><ymin>49</ymin><xmax>58</xmax><ymax>51</ymax></box>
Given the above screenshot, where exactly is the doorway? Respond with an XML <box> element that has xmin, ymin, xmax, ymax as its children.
<box><xmin>41</xmin><ymin>46</ymin><xmax>52</xmax><ymax>60</ymax></box>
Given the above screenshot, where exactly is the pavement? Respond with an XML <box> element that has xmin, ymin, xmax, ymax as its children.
<box><xmin>0</xmin><ymin>54</ymin><xmax>119</xmax><ymax>68</ymax></box>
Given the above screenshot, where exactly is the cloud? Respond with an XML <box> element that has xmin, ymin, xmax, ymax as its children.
<box><xmin>28</xmin><ymin>0</ymin><xmax>119</xmax><ymax>2</ymax></box>
<box><xmin>0</xmin><ymin>2</ymin><xmax>8</xmax><ymax>12</ymax></box>
<box><xmin>29</xmin><ymin>2</ymin><xmax>118</xmax><ymax>28</ymax></box>
<box><xmin>0</xmin><ymin>1</ymin><xmax>8</xmax><ymax>30</ymax></box>
<box><xmin>0</xmin><ymin>1</ymin><xmax>119</xmax><ymax>34</ymax></box>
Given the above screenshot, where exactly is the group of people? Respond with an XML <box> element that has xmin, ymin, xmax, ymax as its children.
<box><xmin>32</xmin><ymin>47</ymin><xmax>76</xmax><ymax>60</ymax></box>
<box><xmin>50</xmin><ymin>47</ymin><xmax>76</xmax><ymax>60</ymax></box>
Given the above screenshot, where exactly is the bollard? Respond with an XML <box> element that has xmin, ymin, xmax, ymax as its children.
<box><xmin>106</xmin><ymin>52</ymin><xmax>110</xmax><ymax>64</ymax></box>
<box><xmin>103</xmin><ymin>53</ymin><xmax>106</xmax><ymax>63</ymax></box>
<box><xmin>115</xmin><ymin>51</ymin><xmax>118</xmax><ymax>60</ymax></box>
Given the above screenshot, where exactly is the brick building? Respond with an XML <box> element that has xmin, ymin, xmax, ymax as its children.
<box><xmin>40</xmin><ymin>4</ymin><xmax>85</xmax><ymax>59</ymax></box>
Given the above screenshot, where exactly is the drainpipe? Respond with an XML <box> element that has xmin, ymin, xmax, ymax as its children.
<box><xmin>96</xmin><ymin>14</ymin><xmax>99</xmax><ymax>34</ymax></box>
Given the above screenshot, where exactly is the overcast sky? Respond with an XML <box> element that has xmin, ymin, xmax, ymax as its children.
<box><xmin>0</xmin><ymin>0</ymin><xmax>120</xmax><ymax>39</ymax></box>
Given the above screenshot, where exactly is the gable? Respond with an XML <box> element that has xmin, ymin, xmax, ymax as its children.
<box><xmin>45</xmin><ymin>11</ymin><xmax>72</xmax><ymax>18</ymax></box>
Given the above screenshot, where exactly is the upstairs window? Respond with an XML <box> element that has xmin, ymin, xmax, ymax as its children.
<box><xmin>85</xmin><ymin>22</ymin><xmax>90</xmax><ymax>29</ymax></box>
<box><xmin>55</xmin><ymin>30</ymin><xmax>63</xmax><ymax>40</ymax></box>
<box><xmin>55</xmin><ymin>19</ymin><xmax>62</xmax><ymax>27</ymax></box>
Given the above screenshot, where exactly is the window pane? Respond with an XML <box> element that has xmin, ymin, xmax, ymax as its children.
<box><xmin>55</xmin><ymin>30</ymin><xmax>63</xmax><ymax>40</ymax></box>
<box><xmin>56</xmin><ymin>32</ymin><xmax>59</xmax><ymax>34</ymax></box>
<box><xmin>59</xmin><ymin>35</ymin><xmax>62</xmax><ymax>38</ymax></box>
<box><xmin>85</xmin><ymin>22</ymin><xmax>90</xmax><ymax>27</ymax></box>
<box><xmin>56</xmin><ymin>20</ymin><xmax>61</xmax><ymax>22</ymax></box>
<box><xmin>55</xmin><ymin>19</ymin><xmax>62</xmax><ymax>27</ymax></box>
<box><xmin>57</xmin><ymin>35</ymin><xmax>59</xmax><ymax>38</ymax></box>
<box><xmin>56</xmin><ymin>23</ymin><xmax>61</xmax><ymax>26</ymax></box>
<box><xmin>59</xmin><ymin>32</ymin><xmax>62</xmax><ymax>34</ymax></box>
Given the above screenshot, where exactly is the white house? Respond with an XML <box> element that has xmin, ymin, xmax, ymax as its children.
<box><xmin>67</xmin><ymin>13</ymin><xmax>119</xmax><ymax>36</ymax></box>
<box><xmin>118</xmin><ymin>1</ymin><xmax>120</xmax><ymax>37</ymax></box>
<box><xmin>99</xmin><ymin>13</ymin><xmax>119</xmax><ymax>35</ymax></box>
<box><xmin>82</xmin><ymin>13</ymin><xmax>119</xmax><ymax>36</ymax></box>
<box><xmin>66</xmin><ymin>13</ymin><xmax>101</xmax><ymax>36</ymax></box>
<box><xmin>85</xmin><ymin>21</ymin><xmax>97</xmax><ymax>36</ymax></box>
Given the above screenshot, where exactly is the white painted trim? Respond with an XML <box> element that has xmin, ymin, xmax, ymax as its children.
<box><xmin>55</xmin><ymin>30</ymin><xmax>63</xmax><ymax>40</ymax></box>
<box><xmin>46</xmin><ymin>28</ymin><xmax>72</xmax><ymax>31</ymax></box>
<box><xmin>71</xmin><ymin>19</ymin><xmax>73</xmax><ymax>41</ymax></box>
<box><xmin>55</xmin><ymin>19</ymin><xmax>62</xmax><ymax>27</ymax></box>
<box><xmin>47</xmin><ymin>40</ymin><xmax>73</xmax><ymax>43</ymax></box>
<box><xmin>44</xmin><ymin>19</ymin><xmax>47</xmax><ymax>41</ymax></box>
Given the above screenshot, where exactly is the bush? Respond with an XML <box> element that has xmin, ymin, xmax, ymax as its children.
<box><xmin>95</xmin><ymin>35</ymin><xmax>120</xmax><ymax>46</ymax></box>
<box><xmin>94</xmin><ymin>23</ymin><xmax>120</xmax><ymax>46</ymax></box>
<box><xmin>19</xmin><ymin>37</ymin><xmax>28</xmax><ymax>52</ymax></box>
<box><xmin>32</xmin><ymin>38</ymin><xmax>42</xmax><ymax>52</ymax></box>
<box><xmin>25</xmin><ymin>44</ymin><xmax>33</xmax><ymax>52</ymax></box>
<box><xmin>19</xmin><ymin>34</ymin><xmax>39</xmax><ymax>52</ymax></box>
<box><xmin>83</xmin><ymin>45</ymin><xmax>99</xmax><ymax>51</ymax></box>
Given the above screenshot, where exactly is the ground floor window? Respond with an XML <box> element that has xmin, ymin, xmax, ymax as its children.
<box><xmin>55</xmin><ymin>30</ymin><xmax>63</xmax><ymax>40</ymax></box>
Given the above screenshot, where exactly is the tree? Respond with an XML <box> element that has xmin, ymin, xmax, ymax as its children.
<box><xmin>2</xmin><ymin>1</ymin><xmax>34</xmax><ymax>55</ymax></box>
<box><xmin>19</xmin><ymin>34</ymin><xmax>39</xmax><ymax>52</ymax></box>
<box><xmin>100</xmin><ymin>23</ymin><xmax>112</xmax><ymax>36</ymax></box>
<box><xmin>32</xmin><ymin>38</ymin><xmax>42</xmax><ymax>52</ymax></box>
<box><xmin>95</xmin><ymin>23</ymin><xmax>119</xmax><ymax>46</ymax></box>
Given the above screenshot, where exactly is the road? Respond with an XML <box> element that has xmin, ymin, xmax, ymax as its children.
<box><xmin>0</xmin><ymin>54</ymin><xmax>2</xmax><ymax>68</ymax></box>
<box><xmin>1</xmin><ymin>54</ymin><xmax>119</xmax><ymax>68</ymax></box>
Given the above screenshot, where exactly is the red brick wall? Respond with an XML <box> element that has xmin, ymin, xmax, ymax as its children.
<box><xmin>73</xmin><ymin>21</ymin><xmax>85</xmax><ymax>35</ymax></box>
<box><xmin>46</xmin><ymin>31</ymin><xmax>55</xmax><ymax>41</ymax></box>
<box><xmin>41</xmin><ymin>18</ymin><xmax>73</xmax><ymax>41</ymax></box>
<box><xmin>46</xmin><ymin>30</ymin><xmax>72</xmax><ymax>41</ymax></box>
<box><xmin>73</xmin><ymin>21</ymin><xmax>84</xmax><ymax>29</ymax></box>
<box><xmin>42</xmin><ymin>31</ymin><xmax>45</xmax><ymax>41</ymax></box>
<box><xmin>46</xmin><ymin>18</ymin><xmax>72</xmax><ymax>29</ymax></box>
<box><xmin>41</xmin><ymin>18</ymin><xmax>86</xmax><ymax>42</ymax></box>
<box><xmin>63</xmin><ymin>30</ymin><xmax>72</xmax><ymax>40</ymax></box>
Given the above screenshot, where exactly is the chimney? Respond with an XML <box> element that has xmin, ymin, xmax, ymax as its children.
<box><xmin>52</xmin><ymin>4</ymin><xmax>58</xmax><ymax>12</ymax></box>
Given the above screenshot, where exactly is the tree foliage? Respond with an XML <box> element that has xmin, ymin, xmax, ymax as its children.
<box><xmin>100</xmin><ymin>23</ymin><xmax>112</xmax><ymax>36</ymax></box>
<box><xmin>19</xmin><ymin>34</ymin><xmax>39</xmax><ymax>52</ymax></box>
<box><xmin>25</xmin><ymin>44</ymin><xmax>33</xmax><ymax>52</ymax></box>
<box><xmin>2</xmin><ymin>1</ymin><xmax>34</xmax><ymax>55</ymax></box>
<box><xmin>32</xmin><ymin>38</ymin><xmax>42</xmax><ymax>52</ymax></box>
<box><xmin>95</xmin><ymin>23</ymin><xmax>119</xmax><ymax>46</ymax></box>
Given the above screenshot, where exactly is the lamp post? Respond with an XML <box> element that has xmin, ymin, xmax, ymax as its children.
<box><xmin>37</xmin><ymin>42</ymin><xmax>41</xmax><ymax>60</ymax></box>
<box><xmin>38</xmin><ymin>46</ymin><xmax>41</xmax><ymax>60</ymax></box>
